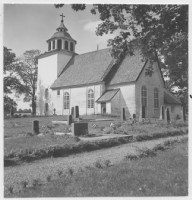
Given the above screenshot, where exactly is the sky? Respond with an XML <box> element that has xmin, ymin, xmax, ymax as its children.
<box><xmin>3</xmin><ymin>3</ymin><xmax>120</xmax><ymax>109</ymax></box>
<box><xmin>4</xmin><ymin>4</ymin><xmax>118</xmax><ymax>57</ymax></box>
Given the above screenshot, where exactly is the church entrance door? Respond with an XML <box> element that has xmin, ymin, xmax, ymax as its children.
<box><xmin>101</xmin><ymin>103</ymin><xmax>106</xmax><ymax>114</ymax></box>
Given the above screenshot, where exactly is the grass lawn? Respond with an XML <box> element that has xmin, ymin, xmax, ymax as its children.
<box><xmin>9</xmin><ymin>141</ymin><xmax>188</xmax><ymax>197</ymax></box>
<box><xmin>4</xmin><ymin>115</ymin><xmax>187</xmax><ymax>161</ymax></box>
<box><xmin>4</xmin><ymin>114</ymin><xmax>116</xmax><ymax>138</ymax></box>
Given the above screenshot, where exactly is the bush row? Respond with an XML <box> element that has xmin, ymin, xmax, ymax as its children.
<box><xmin>4</xmin><ymin>127</ymin><xmax>188</xmax><ymax>166</ymax></box>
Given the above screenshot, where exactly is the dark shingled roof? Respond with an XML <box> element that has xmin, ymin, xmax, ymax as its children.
<box><xmin>96</xmin><ymin>89</ymin><xmax>119</xmax><ymax>102</ymax></box>
<box><xmin>51</xmin><ymin>49</ymin><xmax>114</xmax><ymax>89</ymax></box>
<box><xmin>164</xmin><ymin>91</ymin><xmax>182</xmax><ymax>104</ymax></box>
<box><xmin>108</xmin><ymin>51</ymin><xmax>145</xmax><ymax>85</ymax></box>
<box><xmin>51</xmin><ymin>49</ymin><xmax>146</xmax><ymax>89</ymax></box>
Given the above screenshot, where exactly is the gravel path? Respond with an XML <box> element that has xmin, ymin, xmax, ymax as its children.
<box><xmin>4</xmin><ymin>135</ymin><xmax>187</xmax><ymax>193</ymax></box>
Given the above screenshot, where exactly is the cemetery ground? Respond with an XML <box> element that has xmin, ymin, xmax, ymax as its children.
<box><xmin>5</xmin><ymin>136</ymin><xmax>188</xmax><ymax>197</ymax></box>
<box><xmin>4</xmin><ymin>114</ymin><xmax>188</xmax><ymax>196</ymax></box>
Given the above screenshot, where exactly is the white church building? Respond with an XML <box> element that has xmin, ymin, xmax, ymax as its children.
<box><xmin>36</xmin><ymin>17</ymin><xmax>182</xmax><ymax>119</ymax></box>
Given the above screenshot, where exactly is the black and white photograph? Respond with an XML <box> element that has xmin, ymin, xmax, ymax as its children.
<box><xmin>3</xmin><ymin>1</ymin><xmax>189</xmax><ymax>197</ymax></box>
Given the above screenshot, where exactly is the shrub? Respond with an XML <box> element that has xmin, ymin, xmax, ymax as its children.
<box><xmin>32</xmin><ymin>179</ymin><xmax>41</xmax><ymax>188</ymax></box>
<box><xmin>68</xmin><ymin>167</ymin><xmax>74</xmax><ymax>176</ymax></box>
<box><xmin>104</xmin><ymin>159</ymin><xmax>111</xmax><ymax>167</ymax></box>
<box><xmin>22</xmin><ymin>114</ymin><xmax>28</xmax><ymax>118</ymax></box>
<box><xmin>124</xmin><ymin>154</ymin><xmax>138</xmax><ymax>161</ymax></box>
<box><xmin>46</xmin><ymin>175</ymin><xmax>51</xmax><ymax>182</ymax></box>
<box><xmin>95</xmin><ymin>160</ymin><xmax>102</xmax><ymax>168</ymax></box>
<box><xmin>57</xmin><ymin>169</ymin><xmax>63</xmax><ymax>177</ymax></box>
<box><xmin>21</xmin><ymin>180</ymin><xmax>28</xmax><ymax>189</ymax></box>
<box><xmin>7</xmin><ymin>185</ymin><xmax>14</xmax><ymax>194</ymax></box>
<box><xmin>137</xmin><ymin>148</ymin><xmax>157</xmax><ymax>158</ymax></box>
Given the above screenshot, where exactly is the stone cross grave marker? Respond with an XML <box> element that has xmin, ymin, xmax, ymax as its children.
<box><xmin>32</xmin><ymin>120</ymin><xmax>39</xmax><ymax>135</ymax></box>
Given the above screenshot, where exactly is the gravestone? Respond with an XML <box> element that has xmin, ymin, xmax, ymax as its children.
<box><xmin>67</xmin><ymin>115</ymin><xmax>72</xmax><ymax>125</ymax></box>
<box><xmin>121</xmin><ymin>108</ymin><xmax>126</xmax><ymax>121</ymax></box>
<box><xmin>166</xmin><ymin>108</ymin><xmax>170</xmax><ymax>124</ymax></box>
<box><xmin>71</xmin><ymin>123</ymin><xmax>88</xmax><ymax>136</ymax></box>
<box><xmin>74</xmin><ymin>106</ymin><xmax>79</xmax><ymax>118</ymax></box>
<box><xmin>32</xmin><ymin>120</ymin><xmax>39</xmax><ymax>135</ymax></box>
<box><xmin>159</xmin><ymin>105</ymin><xmax>165</xmax><ymax>120</ymax></box>
<box><xmin>71</xmin><ymin>107</ymin><xmax>74</xmax><ymax>116</ymax></box>
<box><xmin>53</xmin><ymin>108</ymin><xmax>56</xmax><ymax>115</ymax></box>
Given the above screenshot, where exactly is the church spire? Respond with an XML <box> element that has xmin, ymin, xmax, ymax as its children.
<box><xmin>56</xmin><ymin>13</ymin><xmax>68</xmax><ymax>32</ymax></box>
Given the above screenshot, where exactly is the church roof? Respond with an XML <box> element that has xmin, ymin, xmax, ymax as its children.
<box><xmin>51</xmin><ymin>49</ymin><xmax>114</xmax><ymax>89</ymax></box>
<box><xmin>96</xmin><ymin>89</ymin><xmax>120</xmax><ymax>102</ymax></box>
<box><xmin>164</xmin><ymin>91</ymin><xmax>182</xmax><ymax>104</ymax></box>
<box><xmin>51</xmin><ymin>48</ymin><xmax>146</xmax><ymax>89</ymax></box>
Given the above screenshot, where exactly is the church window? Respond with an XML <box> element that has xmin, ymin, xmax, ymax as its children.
<box><xmin>57</xmin><ymin>90</ymin><xmax>60</xmax><ymax>96</ymax></box>
<box><xmin>48</xmin><ymin>42</ymin><xmax>51</xmax><ymax>51</ymax></box>
<box><xmin>141</xmin><ymin>86</ymin><xmax>147</xmax><ymax>107</ymax></box>
<box><xmin>88</xmin><ymin>89</ymin><xmax>94</xmax><ymax>108</ymax></box>
<box><xmin>53</xmin><ymin>40</ymin><xmax>55</xmax><ymax>49</ymax></box>
<box><xmin>57</xmin><ymin>39</ymin><xmax>62</xmax><ymax>50</ymax></box>
<box><xmin>65</xmin><ymin>41</ymin><xmax>68</xmax><ymax>50</ymax></box>
<box><xmin>64</xmin><ymin>92</ymin><xmax>70</xmax><ymax>109</ymax></box>
<box><xmin>45</xmin><ymin>88</ymin><xmax>49</xmax><ymax>98</ymax></box>
<box><xmin>70</xmin><ymin>42</ymin><xmax>73</xmax><ymax>51</ymax></box>
<box><xmin>154</xmin><ymin>88</ymin><xmax>159</xmax><ymax>109</ymax></box>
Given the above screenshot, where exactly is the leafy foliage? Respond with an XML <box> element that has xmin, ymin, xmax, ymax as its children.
<box><xmin>16</xmin><ymin>50</ymin><xmax>41</xmax><ymax>115</ymax></box>
<box><xmin>3</xmin><ymin>47</ymin><xmax>25</xmax><ymax>113</ymax></box>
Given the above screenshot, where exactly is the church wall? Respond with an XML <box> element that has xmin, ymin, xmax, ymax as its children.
<box><xmin>57</xmin><ymin>52</ymin><xmax>73</xmax><ymax>76</ymax></box>
<box><xmin>106</xmin><ymin>102</ymin><xmax>111</xmax><ymax>114</ymax></box>
<box><xmin>36</xmin><ymin>54</ymin><xmax>58</xmax><ymax>115</ymax></box>
<box><xmin>107</xmin><ymin>83</ymin><xmax>136</xmax><ymax>118</ymax></box>
<box><xmin>111</xmin><ymin>91</ymin><xmax>121</xmax><ymax>115</ymax></box>
<box><xmin>165</xmin><ymin>104</ymin><xmax>182</xmax><ymax>119</ymax></box>
<box><xmin>135</xmin><ymin>61</ymin><xmax>164</xmax><ymax>118</ymax></box>
<box><xmin>51</xmin><ymin>84</ymin><xmax>102</xmax><ymax>116</ymax></box>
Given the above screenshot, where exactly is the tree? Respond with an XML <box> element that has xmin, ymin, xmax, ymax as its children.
<box><xmin>55</xmin><ymin>4</ymin><xmax>188</xmax><ymax>110</ymax></box>
<box><xmin>3</xmin><ymin>47</ymin><xmax>25</xmax><ymax>114</ymax></box>
<box><xmin>15</xmin><ymin>50</ymin><xmax>41</xmax><ymax>115</ymax></box>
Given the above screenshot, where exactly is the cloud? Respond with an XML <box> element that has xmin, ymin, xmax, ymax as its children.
<box><xmin>83</xmin><ymin>20</ymin><xmax>118</xmax><ymax>44</ymax></box>
<box><xmin>83</xmin><ymin>20</ymin><xmax>101</xmax><ymax>33</ymax></box>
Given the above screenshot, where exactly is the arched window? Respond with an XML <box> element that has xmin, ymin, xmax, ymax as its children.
<box><xmin>45</xmin><ymin>88</ymin><xmax>49</xmax><ymax>98</ymax></box>
<box><xmin>154</xmin><ymin>88</ymin><xmax>159</xmax><ymax>108</ymax></box>
<box><xmin>53</xmin><ymin>40</ymin><xmax>55</xmax><ymax>49</ymax></box>
<box><xmin>141</xmin><ymin>86</ymin><xmax>147</xmax><ymax>107</ymax></box>
<box><xmin>48</xmin><ymin>42</ymin><xmax>51</xmax><ymax>51</ymax></box>
<box><xmin>57</xmin><ymin>39</ymin><xmax>62</xmax><ymax>50</ymax></box>
<box><xmin>64</xmin><ymin>92</ymin><xmax>70</xmax><ymax>109</ymax></box>
<box><xmin>88</xmin><ymin>89</ymin><xmax>94</xmax><ymax>108</ymax></box>
<box><xmin>65</xmin><ymin>41</ymin><xmax>68</xmax><ymax>50</ymax></box>
<box><xmin>70</xmin><ymin>42</ymin><xmax>73</xmax><ymax>51</ymax></box>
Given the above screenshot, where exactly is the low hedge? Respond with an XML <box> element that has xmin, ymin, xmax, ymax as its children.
<box><xmin>4</xmin><ymin>127</ymin><xmax>188</xmax><ymax>166</ymax></box>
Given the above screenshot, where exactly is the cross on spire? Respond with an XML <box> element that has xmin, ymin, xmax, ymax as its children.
<box><xmin>60</xmin><ymin>13</ymin><xmax>65</xmax><ymax>22</ymax></box>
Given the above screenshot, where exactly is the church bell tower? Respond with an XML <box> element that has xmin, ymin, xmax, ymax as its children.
<box><xmin>36</xmin><ymin>14</ymin><xmax>77</xmax><ymax>116</ymax></box>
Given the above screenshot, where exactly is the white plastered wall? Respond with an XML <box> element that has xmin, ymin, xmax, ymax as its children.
<box><xmin>51</xmin><ymin>84</ymin><xmax>102</xmax><ymax>115</ymax></box>
<box><xmin>135</xmin><ymin>61</ymin><xmax>165</xmax><ymax>118</ymax></box>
